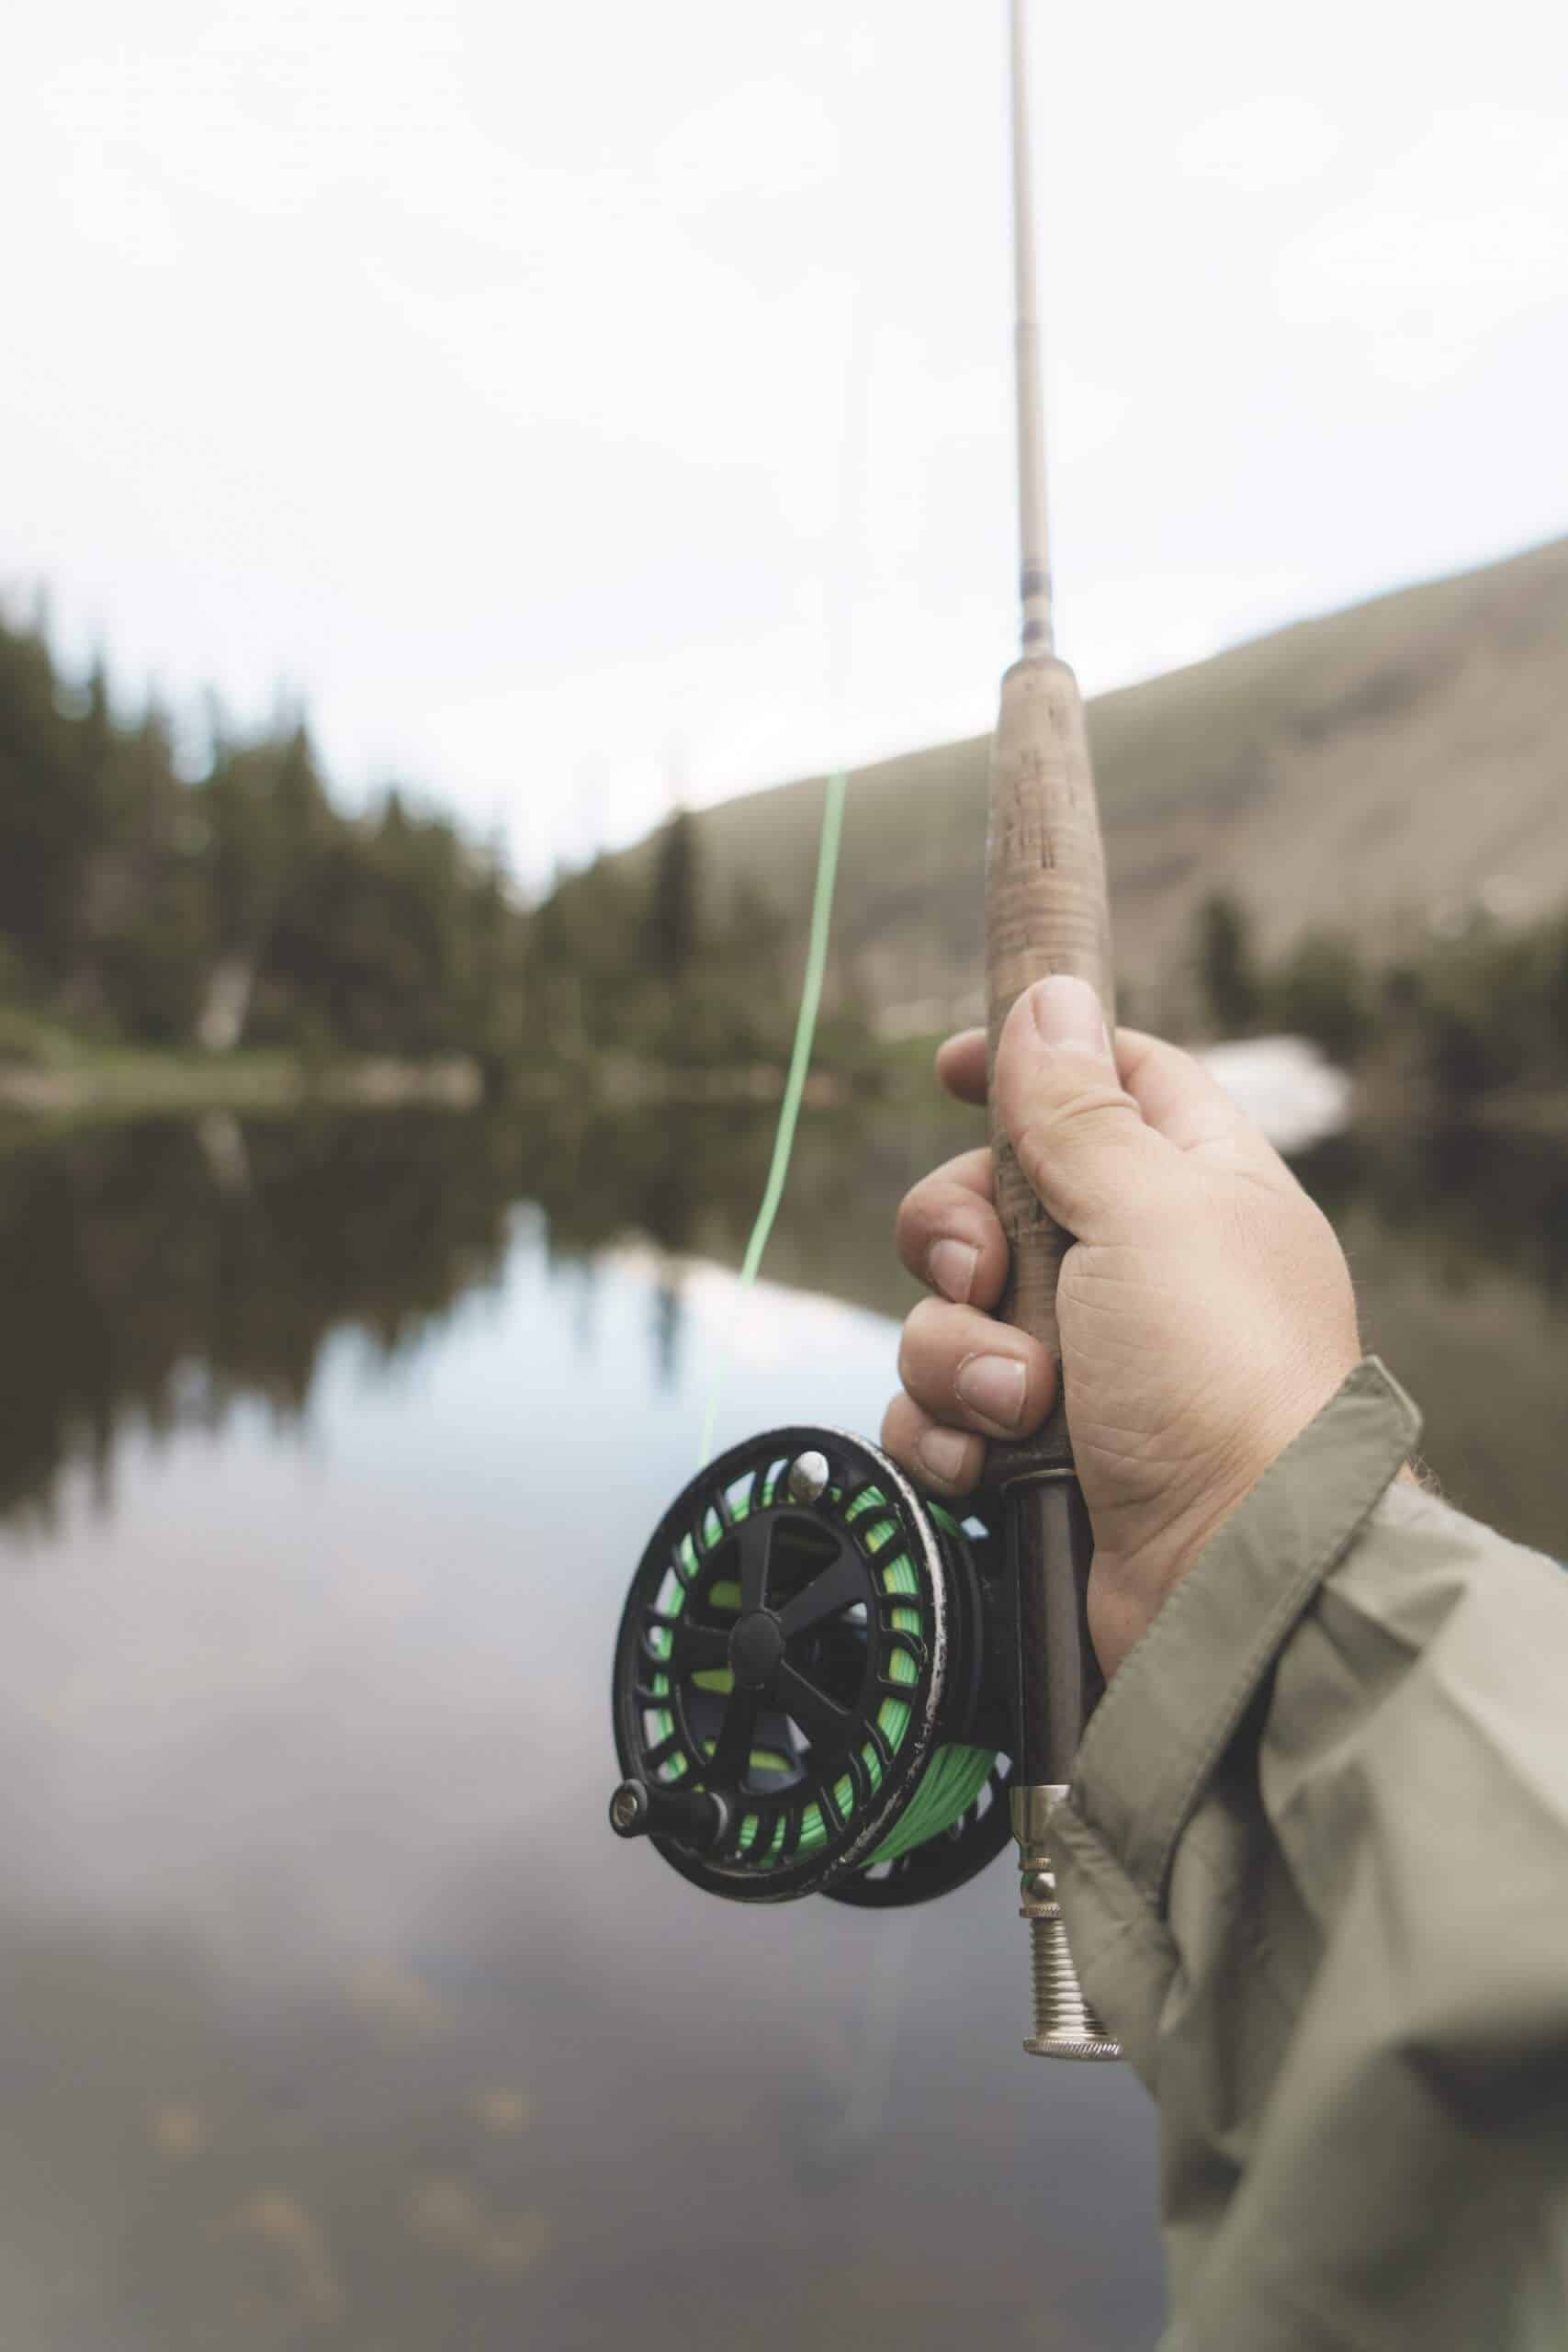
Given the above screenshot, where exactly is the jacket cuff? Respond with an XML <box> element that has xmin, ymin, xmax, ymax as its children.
<box><xmin>1055</xmin><ymin>1356</ymin><xmax>1419</xmax><ymax>1914</ymax></box>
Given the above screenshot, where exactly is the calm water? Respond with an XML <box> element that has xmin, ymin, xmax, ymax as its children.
<box><xmin>0</xmin><ymin>1102</ymin><xmax>1564</xmax><ymax>2352</ymax></box>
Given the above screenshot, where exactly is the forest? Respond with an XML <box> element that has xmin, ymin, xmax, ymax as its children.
<box><xmin>5</xmin><ymin>594</ymin><xmax>1564</xmax><ymax>1116</ymax></box>
<box><xmin>1192</xmin><ymin>890</ymin><xmax>1568</xmax><ymax>1113</ymax></box>
<box><xmin>0</xmin><ymin>603</ymin><xmax>525</xmax><ymax>1074</ymax></box>
<box><xmin>0</xmin><ymin>604</ymin><xmax>850</xmax><ymax>1094</ymax></box>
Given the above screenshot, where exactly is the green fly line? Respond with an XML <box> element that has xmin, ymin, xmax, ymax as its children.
<box><xmin>696</xmin><ymin>767</ymin><xmax>849</xmax><ymax>1469</ymax></box>
<box><xmin>650</xmin><ymin>1443</ymin><xmax>996</xmax><ymax>1873</ymax></box>
<box><xmin>682</xmin><ymin>531</ymin><xmax>990</xmax><ymax>1869</ymax></box>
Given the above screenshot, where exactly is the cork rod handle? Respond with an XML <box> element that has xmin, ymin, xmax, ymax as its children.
<box><xmin>985</xmin><ymin>651</ymin><xmax>1115</xmax><ymax>1473</ymax></box>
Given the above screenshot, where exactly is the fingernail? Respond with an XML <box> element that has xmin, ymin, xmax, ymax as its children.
<box><xmin>1030</xmin><ymin>975</ymin><xmax>1109</xmax><ymax>1057</ymax></box>
<box><xmin>918</xmin><ymin>1426</ymin><xmax>970</xmax><ymax>1487</ymax></box>
<box><xmin>927</xmin><ymin>1238</ymin><xmax>978</xmax><ymax>1304</ymax></box>
<box><xmin>955</xmin><ymin>1353</ymin><xmax>1028</xmax><ymax>1431</ymax></box>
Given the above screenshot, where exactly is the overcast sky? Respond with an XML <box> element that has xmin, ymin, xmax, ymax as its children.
<box><xmin>5</xmin><ymin>1</ymin><xmax>1566</xmax><ymax>887</ymax></box>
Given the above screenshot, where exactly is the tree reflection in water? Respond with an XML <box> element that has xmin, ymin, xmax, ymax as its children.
<box><xmin>1</xmin><ymin>1100</ymin><xmax>1566</xmax><ymax>1550</ymax></box>
<box><xmin>0</xmin><ymin>1114</ymin><xmax>517</xmax><ymax>1527</ymax></box>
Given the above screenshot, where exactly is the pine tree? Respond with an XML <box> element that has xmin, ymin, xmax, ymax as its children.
<box><xmin>1271</xmin><ymin>928</ymin><xmax>1371</xmax><ymax>1064</ymax></box>
<box><xmin>644</xmin><ymin>808</ymin><xmax>700</xmax><ymax>984</ymax></box>
<box><xmin>1194</xmin><ymin>892</ymin><xmax>1262</xmax><ymax>1037</ymax></box>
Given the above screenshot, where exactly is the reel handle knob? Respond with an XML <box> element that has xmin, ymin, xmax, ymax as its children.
<box><xmin>608</xmin><ymin>1779</ymin><xmax>729</xmax><ymax>1851</ymax></box>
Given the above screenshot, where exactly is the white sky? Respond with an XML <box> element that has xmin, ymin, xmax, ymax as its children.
<box><xmin>5</xmin><ymin>1</ymin><xmax>1566</xmax><ymax>888</ymax></box>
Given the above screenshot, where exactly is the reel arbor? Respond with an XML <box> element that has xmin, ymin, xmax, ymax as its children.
<box><xmin>609</xmin><ymin>1428</ymin><xmax>1015</xmax><ymax>1909</ymax></box>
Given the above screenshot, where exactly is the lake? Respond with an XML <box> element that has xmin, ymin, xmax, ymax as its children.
<box><xmin>0</xmin><ymin>1098</ymin><xmax>1563</xmax><ymax>2351</ymax></box>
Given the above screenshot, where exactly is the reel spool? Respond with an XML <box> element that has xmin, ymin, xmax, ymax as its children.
<box><xmin>609</xmin><ymin>1426</ymin><xmax>1015</xmax><ymax>1909</ymax></box>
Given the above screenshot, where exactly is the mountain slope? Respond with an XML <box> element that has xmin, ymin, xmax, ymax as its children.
<box><xmin>615</xmin><ymin>534</ymin><xmax>1568</xmax><ymax>1028</ymax></box>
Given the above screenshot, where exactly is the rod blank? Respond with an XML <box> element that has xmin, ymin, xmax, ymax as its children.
<box><xmin>1010</xmin><ymin>0</ymin><xmax>1053</xmax><ymax>657</ymax></box>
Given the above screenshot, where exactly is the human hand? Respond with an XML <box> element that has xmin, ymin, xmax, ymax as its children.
<box><xmin>881</xmin><ymin>976</ymin><xmax>1362</xmax><ymax>1679</ymax></box>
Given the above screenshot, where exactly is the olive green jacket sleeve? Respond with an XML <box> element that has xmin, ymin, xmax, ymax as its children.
<box><xmin>1050</xmin><ymin>1359</ymin><xmax>1568</xmax><ymax>2349</ymax></box>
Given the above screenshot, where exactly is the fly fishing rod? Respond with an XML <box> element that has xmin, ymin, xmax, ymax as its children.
<box><xmin>607</xmin><ymin>0</ymin><xmax>1120</xmax><ymax>2062</ymax></box>
<box><xmin>986</xmin><ymin>0</ymin><xmax>1120</xmax><ymax>2059</ymax></box>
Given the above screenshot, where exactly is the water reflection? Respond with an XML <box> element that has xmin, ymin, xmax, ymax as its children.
<box><xmin>8</xmin><ymin>1096</ymin><xmax>1562</xmax><ymax>1548</ymax></box>
<box><xmin>1295</xmin><ymin>1121</ymin><xmax>1568</xmax><ymax>1301</ymax></box>
<box><xmin>0</xmin><ymin>1101</ymin><xmax>1564</xmax><ymax>2349</ymax></box>
<box><xmin>1290</xmin><ymin>1121</ymin><xmax>1568</xmax><ymax>1556</ymax></box>
<box><xmin>0</xmin><ymin>1118</ymin><xmax>1164</xmax><ymax>2350</ymax></box>
<box><xmin>0</xmin><ymin>1113</ymin><xmax>519</xmax><ymax>1529</ymax></box>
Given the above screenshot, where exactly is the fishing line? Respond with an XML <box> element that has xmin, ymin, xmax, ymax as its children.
<box><xmin>695</xmin><ymin>768</ymin><xmax>847</xmax><ymax>1468</ymax></box>
<box><xmin>638</xmin><ymin>51</ymin><xmax>1001</xmax><ymax>1906</ymax></box>
<box><xmin>695</xmin><ymin>247</ymin><xmax>867</xmax><ymax>1471</ymax></box>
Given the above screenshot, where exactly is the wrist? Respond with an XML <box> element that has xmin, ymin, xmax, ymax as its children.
<box><xmin>1087</xmin><ymin>1367</ymin><xmax>1358</xmax><ymax>1679</ymax></box>
<box><xmin>1089</xmin><ymin>1505</ymin><xmax>1245</xmax><ymax>1682</ymax></box>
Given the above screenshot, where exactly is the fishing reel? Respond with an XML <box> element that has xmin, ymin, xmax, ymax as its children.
<box><xmin>609</xmin><ymin>1425</ymin><xmax>1017</xmax><ymax>1909</ymax></box>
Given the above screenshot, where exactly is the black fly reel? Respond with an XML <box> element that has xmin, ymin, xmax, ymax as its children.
<box><xmin>609</xmin><ymin>1426</ymin><xmax>1016</xmax><ymax>1908</ymax></box>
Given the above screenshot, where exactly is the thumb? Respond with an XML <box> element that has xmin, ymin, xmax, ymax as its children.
<box><xmin>994</xmin><ymin>976</ymin><xmax>1169</xmax><ymax>1242</ymax></box>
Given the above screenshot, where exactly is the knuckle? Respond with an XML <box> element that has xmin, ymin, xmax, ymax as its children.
<box><xmin>897</xmin><ymin>1306</ymin><xmax>943</xmax><ymax>1394</ymax></box>
<box><xmin>896</xmin><ymin>1179</ymin><xmax>948</xmax><ymax>1260</ymax></box>
<box><xmin>896</xmin><ymin>1152</ymin><xmax>1000</xmax><ymax>1278</ymax></box>
<box><xmin>1013</xmin><ymin>1088</ymin><xmax>1145</xmax><ymax>1200</ymax></box>
<box><xmin>898</xmin><ymin>1304</ymin><xmax>967</xmax><ymax>1412</ymax></box>
<box><xmin>895</xmin><ymin>1325</ymin><xmax>914</xmax><ymax>1389</ymax></box>
<box><xmin>1029</xmin><ymin>1080</ymin><xmax>1138</xmax><ymax>1146</ymax></box>
<box><xmin>895</xmin><ymin>1179</ymin><xmax>927</xmax><ymax>1233</ymax></box>
<box><xmin>902</xmin><ymin>1295</ymin><xmax>945</xmax><ymax>1353</ymax></box>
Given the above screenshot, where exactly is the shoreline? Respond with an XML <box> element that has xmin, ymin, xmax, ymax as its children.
<box><xmin>6</xmin><ymin>1042</ymin><xmax>1568</xmax><ymax>1142</ymax></box>
<box><xmin>0</xmin><ymin>1050</ymin><xmax>485</xmax><ymax>1130</ymax></box>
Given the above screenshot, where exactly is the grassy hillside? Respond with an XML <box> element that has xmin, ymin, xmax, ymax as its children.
<box><xmin>614</xmin><ymin>535</ymin><xmax>1568</xmax><ymax>1030</ymax></box>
